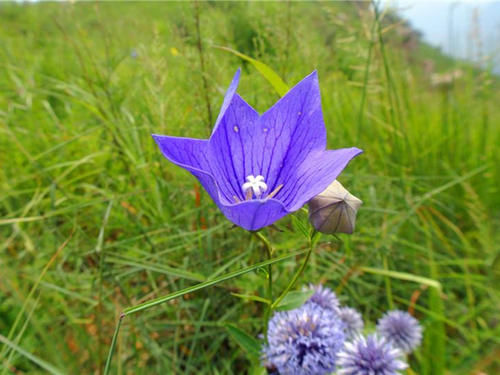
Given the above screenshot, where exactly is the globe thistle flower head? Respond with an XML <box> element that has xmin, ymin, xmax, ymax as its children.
<box><xmin>338</xmin><ymin>307</ymin><xmax>364</xmax><ymax>339</ymax></box>
<box><xmin>263</xmin><ymin>303</ymin><xmax>346</xmax><ymax>375</ymax></box>
<box><xmin>376</xmin><ymin>310</ymin><xmax>423</xmax><ymax>353</ymax></box>
<box><xmin>303</xmin><ymin>284</ymin><xmax>340</xmax><ymax>313</ymax></box>
<box><xmin>337</xmin><ymin>334</ymin><xmax>407</xmax><ymax>375</ymax></box>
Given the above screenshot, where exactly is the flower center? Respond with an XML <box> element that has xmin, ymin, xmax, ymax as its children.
<box><xmin>242</xmin><ymin>175</ymin><xmax>267</xmax><ymax>199</ymax></box>
<box><xmin>233</xmin><ymin>176</ymin><xmax>283</xmax><ymax>203</ymax></box>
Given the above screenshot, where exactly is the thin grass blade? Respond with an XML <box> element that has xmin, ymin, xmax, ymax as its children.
<box><xmin>123</xmin><ymin>249</ymin><xmax>306</xmax><ymax>316</ymax></box>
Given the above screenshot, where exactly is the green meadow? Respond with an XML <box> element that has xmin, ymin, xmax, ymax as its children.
<box><xmin>1</xmin><ymin>1</ymin><xmax>499</xmax><ymax>374</ymax></box>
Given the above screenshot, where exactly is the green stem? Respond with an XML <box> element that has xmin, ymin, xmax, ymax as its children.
<box><xmin>271</xmin><ymin>232</ymin><xmax>316</xmax><ymax>310</ymax></box>
<box><xmin>253</xmin><ymin>232</ymin><xmax>273</xmax><ymax>331</ymax></box>
<box><xmin>102</xmin><ymin>250</ymin><xmax>307</xmax><ymax>372</ymax></box>
<box><xmin>123</xmin><ymin>250</ymin><xmax>304</xmax><ymax>316</ymax></box>
<box><xmin>383</xmin><ymin>254</ymin><xmax>394</xmax><ymax>309</ymax></box>
<box><xmin>193</xmin><ymin>0</ymin><xmax>213</xmax><ymax>131</ymax></box>
<box><xmin>103</xmin><ymin>314</ymin><xmax>124</xmax><ymax>375</ymax></box>
<box><xmin>356</xmin><ymin>5</ymin><xmax>377</xmax><ymax>143</ymax></box>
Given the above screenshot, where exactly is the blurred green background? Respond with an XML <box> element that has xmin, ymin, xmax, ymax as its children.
<box><xmin>0</xmin><ymin>1</ymin><xmax>499</xmax><ymax>374</ymax></box>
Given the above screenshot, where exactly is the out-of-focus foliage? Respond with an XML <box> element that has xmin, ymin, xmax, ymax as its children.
<box><xmin>0</xmin><ymin>1</ymin><xmax>499</xmax><ymax>374</ymax></box>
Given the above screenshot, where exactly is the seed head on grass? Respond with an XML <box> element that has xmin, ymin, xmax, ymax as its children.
<box><xmin>376</xmin><ymin>310</ymin><xmax>423</xmax><ymax>353</ymax></box>
<box><xmin>263</xmin><ymin>303</ymin><xmax>345</xmax><ymax>375</ymax></box>
<box><xmin>337</xmin><ymin>334</ymin><xmax>407</xmax><ymax>375</ymax></box>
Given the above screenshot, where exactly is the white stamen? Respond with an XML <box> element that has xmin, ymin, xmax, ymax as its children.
<box><xmin>242</xmin><ymin>175</ymin><xmax>267</xmax><ymax>198</ymax></box>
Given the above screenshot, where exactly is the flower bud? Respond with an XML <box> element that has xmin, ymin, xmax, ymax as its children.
<box><xmin>308</xmin><ymin>180</ymin><xmax>362</xmax><ymax>234</ymax></box>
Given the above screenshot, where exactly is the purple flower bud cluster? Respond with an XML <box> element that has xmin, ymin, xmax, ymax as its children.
<box><xmin>337</xmin><ymin>307</ymin><xmax>364</xmax><ymax>339</ymax></box>
<box><xmin>337</xmin><ymin>334</ymin><xmax>408</xmax><ymax>375</ymax></box>
<box><xmin>262</xmin><ymin>303</ymin><xmax>345</xmax><ymax>375</ymax></box>
<box><xmin>303</xmin><ymin>284</ymin><xmax>364</xmax><ymax>339</ymax></box>
<box><xmin>376</xmin><ymin>310</ymin><xmax>423</xmax><ymax>353</ymax></box>
<box><xmin>303</xmin><ymin>283</ymin><xmax>341</xmax><ymax>313</ymax></box>
<box><xmin>336</xmin><ymin>309</ymin><xmax>423</xmax><ymax>375</ymax></box>
<box><xmin>263</xmin><ymin>284</ymin><xmax>423</xmax><ymax>375</ymax></box>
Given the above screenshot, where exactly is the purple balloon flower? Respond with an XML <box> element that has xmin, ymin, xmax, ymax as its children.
<box><xmin>153</xmin><ymin>69</ymin><xmax>362</xmax><ymax>230</ymax></box>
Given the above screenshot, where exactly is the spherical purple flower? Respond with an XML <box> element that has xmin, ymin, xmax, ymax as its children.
<box><xmin>337</xmin><ymin>334</ymin><xmax>407</xmax><ymax>375</ymax></box>
<box><xmin>338</xmin><ymin>307</ymin><xmax>364</xmax><ymax>339</ymax></box>
<box><xmin>376</xmin><ymin>310</ymin><xmax>423</xmax><ymax>353</ymax></box>
<box><xmin>263</xmin><ymin>303</ymin><xmax>345</xmax><ymax>375</ymax></box>
<box><xmin>303</xmin><ymin>284</ymin><xmax>340</xmax><ymax>313</ymax></box>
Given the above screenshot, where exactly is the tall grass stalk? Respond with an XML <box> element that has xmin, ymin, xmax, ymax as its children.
<box><xmin>0</xmin><ymin>2</ymin><xmax>498</xmax><ymax>373</ymax></box>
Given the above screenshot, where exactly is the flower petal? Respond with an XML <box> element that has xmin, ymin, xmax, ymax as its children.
<box><xmin>258</xmin><ymin>71</ymin><xmax>327</xmax><ymax>193</ymax></box>
<box><xmin>208</xmin><ymin>70</ymin><xmax>328</xmax><ymax>203</ymax></box>
<box><xmin>219</xmin><ymin>199</ymin><xmax>289</xmax><ymax>231</ymax></box>
<box><xmin>152</xmin><ymin>135</ymin><xmax>229</xmax><ymax>203</ymax></box>
<box><xmin>278</xmin><ymin>147</ymin><xmax>363</xmax><ymax>211</ymax></box>
<box><xmin>208</xmin><ymin>94</ymin><xmax>260</xmax><ymax>201</ymax></box>
<box><xmin>153</xmin><ymin>135</ymin><xmax>209</xmax><ymax>171</ymax></box>
<box><xmin>154</xmin><ymin>70</ymin><xmax>363</xmax><ymax>232</ymax></box>
<box><xmin>212</xmin><ymin>68</ymin><xmax>241</xmax><ymax>134</ymax></box>
<box><xmin>152</xmin><ymin>134</ymin><xmax>289</xmax><ymax>230</ymax></box>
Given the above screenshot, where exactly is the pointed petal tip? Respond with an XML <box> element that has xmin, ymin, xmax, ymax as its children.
<box><xmin>302</xmin><ymin>69</ymin><xmax>318</xmax><ymax>82</ymax></box>
<box><xmin>352</xmin><ymin>147</ymin><xmax>364</xmax><ymax>154</ymax></box>
<box><xmin>151</xmin><ymin>133</ymin><xmax>162</xmax><ymax>143</ymax></box>
<box><xmin>231</xmin><ymin>68</ymin><xmax>241</xmax><ymax>86</ymax></box>
<box><xmin>212</xmin><ymin>68</ymin><xmax>243</xmax><ymax>132</ymax></box>
<box><xmin>151</xmin><ymin>133</ymin><xmax>183</xmax><ymax>145</ymax></box>
<box><xmin>344</xmin><ymin>147</ymin><xmax>364</xmax><ymax>158</ymax></box>
<box><xmin>305</xmin><ymin>70</ymin><xmax>319</xmax><ymax>82</ymax></box>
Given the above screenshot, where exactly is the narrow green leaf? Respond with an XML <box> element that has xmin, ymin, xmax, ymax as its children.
<box><xmin>249</xmin><ymin>365</ymin><xmax>267</xmax><ymax>375</ymax></box>
<box><xmin>423</xmin><ymin>288</ymin><xmax>446</xmax><ymax>375</ymax></box>
<box><xmin>275</xmin><ymin>290</ymin><xmax>314</xmax><ymax>311</ymax></box>
<box><xmin>421</xmin><ymin>217</ymin><xmax>446</xmax><ymax>375</ymax></box>
<box><xmin>1</xmin><ymin>234</ymin><xmax>72</xmax><ymax>365</ymax></box>
<box><xmin>0</xmin><ymin>335</ymin><xmax>64</xmax><ymax>375</ymax></box>
<box><xmin>214</xmin><ymin>46</ymin><xmax>289</xmax><ymax>97</ymax></box>
<box><xmin>225</xmin><ymin>324</ymin><xmax>261</xmax><ymax>358</ymax></box>
<box><xmin>106</xmin><ymin>256</ymin><xmax>205</xmax><ymax>282</ymax></box>
<box><xmin>231</xmin><ymin>293</ymin><xmax>271</xmax><ymax>305</ymax></box>
<box><xmin>122</xmin><ymin>249</ymin><xmax>306</xmax><ymax>316</ymax></box>
<box><xmin>491</xmin><ymin>251</ymin><xmax>500</xmax><ymax>284</ymax></box>
<box><xmin>35</xmin><ymin>280</ymin><xmax>97</xmax><ymax>305</ymax></box>
<box><xmin>103</xmin><ymin>316</ymin><xmax>123</xmax><ymax>375</ymax></box>
<box><xmin>290</xmin><ymin>214</ymin><xmax>310</xmax><ymax>239</ymax></box>
<box><xmin>360</xmin><ymin>267</ymin><xmax>442</xmax><ymax>290</ymax></box>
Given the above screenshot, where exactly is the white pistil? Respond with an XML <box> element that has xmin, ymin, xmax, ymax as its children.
<box><xmin>242</xmin><ymin>175</ymin><xmax>267</xmax><ymax>199</ymax></box>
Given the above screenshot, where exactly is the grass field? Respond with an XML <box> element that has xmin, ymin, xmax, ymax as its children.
<box><xmin>1</xmin><ymin>1</ymin><xmax>499</xmax><ymax>374</ymax></box>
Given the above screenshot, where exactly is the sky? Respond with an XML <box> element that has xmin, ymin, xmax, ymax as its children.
<box><xmin>382</xmin><ymin>0</ymin><xmax>500</xmax><ymax>71</ymax></box>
